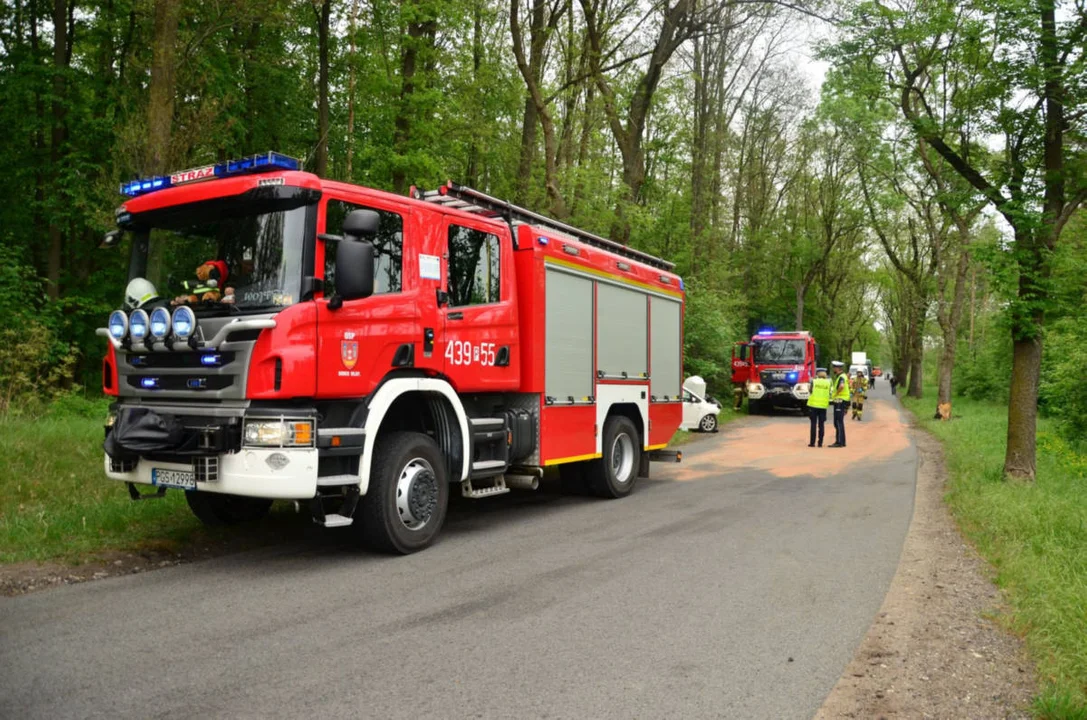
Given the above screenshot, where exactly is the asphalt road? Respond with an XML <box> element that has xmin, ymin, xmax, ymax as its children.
<box><xmin>1</xmin><ymin>382</ymin><xmax>916</xmax><ymax>720</ymax></box>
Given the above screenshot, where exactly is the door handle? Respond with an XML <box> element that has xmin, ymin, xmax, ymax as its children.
<box><xmin>447</xmin><ymin>312</ymin><xmax>464</xmax><ymax>320</ymax></box>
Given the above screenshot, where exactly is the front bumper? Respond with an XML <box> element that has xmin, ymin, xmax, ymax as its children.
<box><xmin>748</xmin><ymin>383</ymin><xmax>810</xmax><ymax>404</ymax></box>
<box><xmin>105</xmin><ymin>447</ymin><xmax>318</xmax><ymax>500</ymax></box>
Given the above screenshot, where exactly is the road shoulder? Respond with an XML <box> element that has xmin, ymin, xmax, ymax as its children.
<box><xmin>815</xmin><ymin>425</ymin><xmax>1036</xmax><ymax>719</ymax></box>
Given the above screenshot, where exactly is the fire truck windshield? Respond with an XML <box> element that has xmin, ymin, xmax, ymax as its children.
<box><xmin>753</xmin><ymin>339</ymin><xmax>806</xmax><ymax>365</ymax></box>
<box><xmin>123</xmin><ymin>195</ymin><xmax>311</xmax><ymax>315</ymax></box>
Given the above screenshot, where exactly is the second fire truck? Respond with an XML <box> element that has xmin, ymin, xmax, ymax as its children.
<box><xmin>99</xmin><ymin>153</ymin><xmax>685</xmax><ymax>553</ymax></box>
<box><xmin>731</xmin><ymin>330</ymin><xmax>819</xmax><ymax>413</ymax></box>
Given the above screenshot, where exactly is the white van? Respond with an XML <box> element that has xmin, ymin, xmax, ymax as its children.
<box><xmin>682</xmin><ymin>376</ymin><xmax>722</xmax><ymax>432</ymax></box>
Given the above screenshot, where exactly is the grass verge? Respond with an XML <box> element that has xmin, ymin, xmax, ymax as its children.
<box><xmin>0</xmin><ymin>408</ymin><xmax>295</xmax><ymax>566</ymax></box>
<box><xmin>899</xmin><ymin>392</ymin><xmax>1087</xmax><ymax>718</ymax></box>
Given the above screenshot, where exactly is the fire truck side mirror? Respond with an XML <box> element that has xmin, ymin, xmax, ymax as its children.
<box><xmin>342</xmin><ymin>209</ymin><xmax>381</xmax><ymax>238</ymax></box>
<box><xmin>334</xmin><ymin>239</ymin><xmax>375</xmax><ymax>303</ymax></box>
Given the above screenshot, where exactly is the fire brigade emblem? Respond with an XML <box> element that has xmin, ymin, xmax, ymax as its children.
<box><xmin>341</xmin><ymin>340</ymin><xmax>358</xmax><ymax>370</ymax></box>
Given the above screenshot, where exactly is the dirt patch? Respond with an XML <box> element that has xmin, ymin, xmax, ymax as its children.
<box><xmin>815</xmin><ymin>426</ymin><xmax>1036</xmax><ymax>719</ymax></box>
<box><xmin>0</xmin><ymin>517</ymin><xmax>309</xmax><ymax>597</ymax></box>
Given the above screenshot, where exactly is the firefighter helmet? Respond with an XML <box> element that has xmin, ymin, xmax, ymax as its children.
<box><xmin>124</xmin><ymin>278</ymin><xmax>161</xmax><ymax>310</ymax></box>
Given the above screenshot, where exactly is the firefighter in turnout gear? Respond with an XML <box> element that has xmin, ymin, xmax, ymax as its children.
<box><xmin>807</xmin><ymin>368</ymin><xmax>831</xmax><ymax>447</ymax></box>
<box><xmin>850</xmin><ymin>371</ymin><xmax>868</xmax><ymax>421</ymax></box>
<box><xmin>830</xmin><ymin>361</ymin><xmax>850</xmax><ymax>447</ymax></box>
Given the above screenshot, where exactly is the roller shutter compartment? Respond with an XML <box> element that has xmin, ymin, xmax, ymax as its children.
<box><xmin>650</xmin><ymin>296</ymin><xmax>682</xmax><ymax>401</ymax></box>
<box><xmin>545</xmin><ymin>268</ymin><xmax>593</xmax><ymax>402</ymax></box>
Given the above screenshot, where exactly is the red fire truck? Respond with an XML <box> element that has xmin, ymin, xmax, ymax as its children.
<box><xmin>731</xmin><ymin>330</ymin><xmax>819</xmax><ymax>413</ymax></box>
<box><xmin>99</xmin><ymin>152</ymin><xmax>684</xmax><ymax>553</ymax></box>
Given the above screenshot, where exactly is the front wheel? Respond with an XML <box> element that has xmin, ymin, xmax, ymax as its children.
<box><xmin>589</xmin><ymin>415</ymin><xmax>641</xmax><ymax>499</ymax></box>
<box><xmin>185</xmin><ymin>492</ymin><xmax>272</xmax><ymax>526</ymax></box>
<box><xmin>699</xmin><ymin>414</ymin><xmax>718</xmax><ymax>433</ymax></box>
<box><xmin>355</xmin><ymin>431</ymin><xmax>449</xmax><ymax>554</ymax></box>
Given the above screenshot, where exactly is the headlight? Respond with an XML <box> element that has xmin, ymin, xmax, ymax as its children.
<box><xmin>108</xmin><ymin>310</ymin><xmax>128</xmax><ymax>340</ymax></box>
<box><xmin>149</xmin><ymin>307</ymin><xmax>171</xmax><ymax>339</ymax></box>
<box><xmin>129</xmin><ymin>309</ymin><xmax>149</xmax><ymax>342</ymax></box>
<box><xmin>243</xmin><ymin>419</ymin><xmax>314</xmax><ymax>448</ymax></box>
<box><xmin>172</xmin><ymin>306</ymin><xmax>196</xmax><ymax>340</ymax></box>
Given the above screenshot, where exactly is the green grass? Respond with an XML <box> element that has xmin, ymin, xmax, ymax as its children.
<box><xmin>900</xmin><ymin>392</ymin><xmax>1087</xmax><ymax>718</ymax></box>
<box><xmin>0</xmin><ymin>408</ymin><xmax>292</xmax><ymax>565</ymax></box>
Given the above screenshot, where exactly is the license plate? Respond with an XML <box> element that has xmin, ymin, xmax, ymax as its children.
<box><xmin>151</xmin><ymin>468</ymin><xmax>196</xmax><ymax>490</ymax></box>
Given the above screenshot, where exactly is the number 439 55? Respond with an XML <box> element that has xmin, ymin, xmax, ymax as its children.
<box><xmin>445</xmin><ymin>340</ymin><xmax>496</xmax><ymax>366</ymax></box>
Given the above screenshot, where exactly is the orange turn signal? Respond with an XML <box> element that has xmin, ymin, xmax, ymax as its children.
<box><xmin>292</xmin><ymin>422</ymin><xmax>313</xmax><ymax>445</ymax></box>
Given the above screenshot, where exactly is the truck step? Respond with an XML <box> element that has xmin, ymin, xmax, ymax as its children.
<box><xmin>469</xmin><ymin>417</ymin><xmax>505</xmax><ymax>428</ymax></box>
<box><xmin>315</xmin><ymin>513</ymin><xmax>354</xmax><ymax>528</ymax></box>
<box><xmin>461</xmin><ymin>476</ymin><xmax>510</xmax><ymax>499</ymax></box>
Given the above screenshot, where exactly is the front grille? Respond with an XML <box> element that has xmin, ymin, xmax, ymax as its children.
<box><xmin>760</xmin><ymin>371</ymin><xmax>791</xmax><ymax>387</ymax></box>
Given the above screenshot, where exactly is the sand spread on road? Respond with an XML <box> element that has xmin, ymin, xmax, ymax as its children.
<box><xmin>671</xmin><ymin>403</ymin><xmax>912</xmax><ymax>481</ymax></box>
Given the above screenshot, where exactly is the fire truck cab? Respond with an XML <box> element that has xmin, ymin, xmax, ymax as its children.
<box><xmin>731</xmin><ymin>330</ymin><xmax>819</xmax><ymax>413</ymax></box>
<box><xmin>99</xmin><ymin>153</ymin><xmax>684</xmax><ymax>553</ymax></box>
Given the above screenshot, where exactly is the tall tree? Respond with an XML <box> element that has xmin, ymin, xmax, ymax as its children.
<box><xmin>834</xmin><ymin>0</ymin><xmax>1087</xmax><ymax>479</ymax></box>
<box><xmin>313</xmin><ymin>0</ymin><xmax>331</xmax><ymax>178</ymax></box>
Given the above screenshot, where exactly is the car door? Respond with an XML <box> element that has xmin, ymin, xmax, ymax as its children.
<box><xmin>682</xmin><ymin>390</ymin><xmax>701</xmax><ymax>428</ymax></box>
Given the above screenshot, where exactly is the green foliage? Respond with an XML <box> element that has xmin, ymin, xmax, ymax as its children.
<box><xmin>1040</xmin><ymin>317</ymin><xmax>1087</xmax><ymax>441</ymax></box>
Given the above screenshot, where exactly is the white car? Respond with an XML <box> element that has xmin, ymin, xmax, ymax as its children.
<box><xmin>681</xmin><ymin>376</ymin><xmax>722</xmax><ymax>433</ymax></box>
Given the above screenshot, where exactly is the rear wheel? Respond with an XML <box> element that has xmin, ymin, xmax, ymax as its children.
<box><xmin>589</xmin><ymin>415</ymin><xmax>641</xmax><ymax>499</ymax></box>
<box><xmin>355</xmin><ymin>431</ymin><xmax>449</xmax><ymax>554</ymax></box>
<box><xmin>185</xmin><ymin>492</ymin><xmax>272</xmax><ymax>526</ymax></box>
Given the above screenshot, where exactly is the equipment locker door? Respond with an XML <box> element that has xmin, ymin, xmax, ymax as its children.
<box><xmin>441</xmin><ymin>219</ymin><xmax>519</xmax><ymax>392</ymax></box>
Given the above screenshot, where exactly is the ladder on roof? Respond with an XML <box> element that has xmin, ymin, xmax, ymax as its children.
<box><xmin>409</xmin><ymin>182</ymin><xmax>675</xmax><ymax>272</ymax></box>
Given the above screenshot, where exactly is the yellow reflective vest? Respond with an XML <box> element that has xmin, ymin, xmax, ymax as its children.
<box><xmin>832</xmin><ymin>372</ymin><xmax>851</xmax><ymax>402</ymax></box>
<box><xmin>807</xmin><ymin>377</ymin><xmax>831</xmax><ymax>409</ymax></box>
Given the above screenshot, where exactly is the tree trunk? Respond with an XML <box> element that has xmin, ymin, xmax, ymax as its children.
<box><xmin>392</xmin><ymin>0</ymin><xmax>436</xmax><ymax>194</ymax></box>
<box><xmin>345</xmin><ymin>0</ymin><xmax>359</xmax><ymax>179</ymax></box>
<box><xmin>935</xmin><ymin>240</ymin><xmax>971</xmax><ymax>416</ymax></box>
<box><xmin>795</xmin><ymin>285</ymin><xmax>805</xmax><ymax>331</ymax></box>
<box><xmin>514</xmin><ymin>97</ymin><xmax>538</xmax><ymax>204</ymax></box>
<box><xmin>1004</xmin><ymin>336</ymin><xmax>1041</xmax><ymax>480</ymax></box>
<box><xmin>464</xmin><ymin>1</ymin><xmax>482</xmax><ymax>186</ymax></box>
<box><xmin>314</xmin><ymin>0</ymin><xmax>331</xmax><ymax>178</ymax></box>
<box><xmin>907</xmin><ymin>301</ymin><xmax>924</xmax><ymax>398</ymax></box>
<box><xmin>1000</xmin><ymin>0</ymin><xmax>1064</xmax><ymax>480</ymax></box>
<box><xmin>146</xmin><ymin>0</ymin><xmax>180</xmax><ymax>174</ymax></box>
<box><xmin>46</xmin><ymin>0</ymin><xmax>68</xmax><ymax>300</ymax></box>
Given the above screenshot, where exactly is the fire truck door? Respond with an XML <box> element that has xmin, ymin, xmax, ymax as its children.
<box><xmin>315</xmin><ymin>197</ymin><xmax>420</xmax><ymax>397</ymax></box>
<box><xmin>731</xmin><ymin>342</ymin><xmax>752</xmax><ymax>384</ymax></box>
<box><xmin>441</xmin><ymin>220</ymin><xmax>518</xmax><ymax>392</ymax></box>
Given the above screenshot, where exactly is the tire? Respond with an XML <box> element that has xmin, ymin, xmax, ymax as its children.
<box><xmin>355</xmin><ymin>431</ymin><xmax>449</xmax><ymax>554</ymax></box>
<box><xmin>185</xmin><ymin>492</ymin><xmax>272</xmax><ymax>526</ymax></box>
<box><xmin>589</xmin><ymin>415</ymin><xmax>641</xmax><ymax>499</ymax></box>
<box><xmin>698</xmin><ymin>414</ymin><xmax>718</xmax><ymax>433</ymax></box>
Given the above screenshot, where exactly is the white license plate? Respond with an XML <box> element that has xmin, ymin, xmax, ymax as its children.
<box><xmin>151</xmin><ymin>468</ymin><xmax>196</xmax><ymax>490</ymax></box>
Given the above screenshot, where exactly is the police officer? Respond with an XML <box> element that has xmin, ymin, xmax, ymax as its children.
<box><xmin>829</xmin><ymin>360</ymin><xmax>850</xmax><ymax>447</ymax></box>
<box><xmin>807</xmin><ymin>367</ymin><xmax>831</xmax><ymax>447</ymax></box>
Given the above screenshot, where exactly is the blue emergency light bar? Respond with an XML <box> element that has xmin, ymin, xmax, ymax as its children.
<box><xmin>119</xmin><ymin>152</ymin><xmax>301</xmax><ymax>197</ymax></box>
<box><xmin>757</xmin><ymin>329</ymin><xmax>775</xmax><ymax>335</ymax></box>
